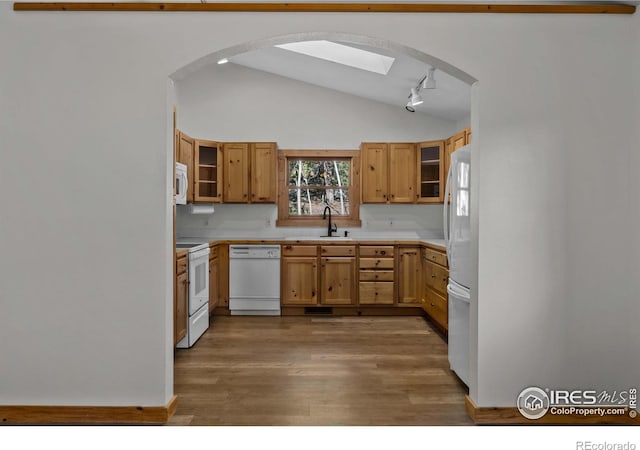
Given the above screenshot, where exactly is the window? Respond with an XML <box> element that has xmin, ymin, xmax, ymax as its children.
<box><xmin>277</xmin><ymin>150</ymin><xmax>361</xmax><ymax>227</ymax></box>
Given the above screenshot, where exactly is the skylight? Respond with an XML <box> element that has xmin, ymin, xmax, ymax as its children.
<box><xmin>275</xmin><ymin>40</ymin><xmax>395</xmax><ymax>75</ymax></box>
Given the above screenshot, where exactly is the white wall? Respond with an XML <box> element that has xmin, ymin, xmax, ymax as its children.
<box><xmin>1</xmin><ymin>6</ymin><xmax>638</xmax><ymax>409</ymax></box>
<box><xmin>176</xmin><ymin>63</ymin><xmax>458</xmax><ymax>148</ymax></box>
<box><xmin>175</xmin><ymin>63</ymin><xmax>453</xmax><ymax>239</ymax></box>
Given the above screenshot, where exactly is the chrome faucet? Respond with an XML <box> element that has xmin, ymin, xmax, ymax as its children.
<box><xmin>322</xmin><ymin>206</ymin><xmax>338</xmax><ymax>237</ymax></box>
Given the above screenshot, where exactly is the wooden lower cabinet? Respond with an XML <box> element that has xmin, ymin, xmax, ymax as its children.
<box><xmin>358</xmin><ymin>246</ymin><xmax>395</xmax><ymax>305</ymax></box>
<box><xmin>320</xmin><ymin>257</ymin><xmax>357</xmax><ymax>305</ymax></box>
<box><xmin>281</xmin><ymin>256</ymin><xmax>319</xmax><ymax>305</ymax></box>
<box><xmin>209</xmin><ymin>254</ymin><xmax>219</xmax><ymax>313</ymax></box>
<box><xmin>175</xmin><ymin>259</ymin><xmax>188</xmax><ymax>345</ymax></box>
<box><xmin>398</xmin><ymin>247</ymin><xmax>421</xmax><ymax>305</ymax></box>
<box><xmin>216</xmin><ymin>245</ymin><xmax>229</xmax><ymax>308</ymax></box>
<box><xmin>359</xmin><ymin>281</ymin><xmax>394</xmax><ymax>305</ymax></box>
<box><xmin>421</xmin><ymin>246</ymin><xmax>449</xmax><ymax>331</ymax></box>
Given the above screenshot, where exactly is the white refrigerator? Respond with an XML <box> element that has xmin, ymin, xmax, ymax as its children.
<box><xmin>443</xmin><ymin>144</ymin><xmax>471</xmax><ymax>386</ymax></box>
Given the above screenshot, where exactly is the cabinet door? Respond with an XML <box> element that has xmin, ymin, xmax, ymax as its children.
<box><xmin>361</xmin><ymin>143</ymin><xmax>389</xmax><ymax>203</ymax></box>
<box><xmin>398</xmin><ymin>247</ymin><xmax>422</xmax><ymax>305</ymax></box>
<box><xmin>416</xmin><ymin>140</ymin><xmax>445</xmax><ymax>203</ymax></box>
<box><xmin>320</xmin><ymin>257</ymin><xmax>356</xmax><ymax>305</ymax></box>
<box><xmin>251</xmin><ymin>142</ymin><xmax>277</xmax><ymax>203</ymax></box>
<box><xmin>282</xmin><ymin>257</ymin><xmax>318</xmax><ymax>305</ymax></box>
<box><xmin>177</xmin><ymin>131</ymin><xmax>195</xmax><ymax>203</ymax></box>
<box><xmin>217</xmin><ymin>245</ymin><xmax>229</xmax><ymax>307</ymax></box>
<box><xmin>175</xmin><ymin>271</ymin><xmax>188</xmax><ymax>345</ymax></box>
<box><xmin>195</xmin><ymin>140</ymin><xmax>222</xmax><ymax>203</ymax></box>
<box><xmin>223</xmin><ymin>143</ymin><xmax>250</xmax><ymax>202</ymax></box>
<box><xmin>425</xmin><ymin>288</ymin><xmax>448</xmax><ymax>331</ymax></box>
<box><xmin>209</xmin><ymin>256</ymin><xmax>219</xmax><ymax>312</ymax></box>
<box><xmin>389</xmin><ymin>143</ymin><xmax>416</xmax><ymax>203</ymax></box>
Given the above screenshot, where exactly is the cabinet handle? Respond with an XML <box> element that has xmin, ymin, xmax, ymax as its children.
<box><xmin>431</xmin><ymin>274</ymin><xmax>436</xmax><ymax>278</ymax></box>
<box><xmin>431</xmin><ymin>302</ymin><xmax>435</xmax><ymax>307</ymax></box>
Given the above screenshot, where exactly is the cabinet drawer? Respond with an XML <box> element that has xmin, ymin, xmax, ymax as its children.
<box><xmin>426</xmin><ymin>261</ymin><xmax>448</xmax><ymax>296</ymax></box>
<box><xmin>424</xmin><ymin>247</ymin><xmax>447</xmax><ymax>267</ymax></box>
<box><xmin>359</xmin><ymin>258</ymin><xmax>395</xmax><ymax>270</ymax></box>
<box><xmin>282</xmin><ymin>245</ymin><xmax>318</xmax><ymax>257</ymax></box>
<box><xmin>359</xmin><ymin>246</ymin><xmax>394</xmax><ymax>258</ymax></box>
<box><xmin>321</xmin><ymin>245</ymin><xmax>356</xmax><ymax>257</ymax></box>
<box><xmin>209</xmin><ymin>245</ymin><xmax>218</xmax><ymax>259</ymax></box>
<box><xmin>176</xmin><ymin>257</ymin><xmax>188</xmax><ymax>275</ymax></box>
<box><xmin>359</xmin><ymin>282</ymin><xmax>395</xmax><ymax>305</ymax></box>
<box><xmin>359</xmin><ymin>270</ymin><xmax>394</xmax><ymax>282</ymax></box>
<box><xmin>422</xmin><ymin>288</ymin><xmax>448</xmax><ymax>330</ymax></box>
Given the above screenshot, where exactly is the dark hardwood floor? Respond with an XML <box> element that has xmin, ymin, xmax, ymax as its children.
<box><xmin>170</xmin><ymin>315</ymin><xmax>472</xmax><ymax>425</ymax></box>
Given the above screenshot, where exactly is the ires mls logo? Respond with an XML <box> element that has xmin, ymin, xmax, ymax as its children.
<box><xmin>517</xmin><ymin>386</ymin><xmax>638</xmax><ymax>420</ymax></box>
<box><xmin>517</xmin><ymin>387</ymin><xmax>550</xmax><ymax>419</ymax></box>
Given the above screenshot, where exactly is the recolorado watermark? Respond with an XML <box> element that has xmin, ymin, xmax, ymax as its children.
<box><xmin>516</xmin><ymin>386</ymin><xmax>637</xmax><ymax>420</ymax></box>
<box><xmin>576</xmin><ymin>442</ymin><xmax>636</xmax><ymax>450</ymax></box>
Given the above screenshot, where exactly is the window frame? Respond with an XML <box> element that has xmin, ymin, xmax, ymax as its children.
<box><xmin>277</xmin><ymin>150</ymin><xmax>361</xmax><ymax>227</ymax></box>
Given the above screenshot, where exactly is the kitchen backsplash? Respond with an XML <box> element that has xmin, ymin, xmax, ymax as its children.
<box><xmin>176</xmin><ymin>203</ymin><xmax>445</xmax><ymax>239</ymax></box>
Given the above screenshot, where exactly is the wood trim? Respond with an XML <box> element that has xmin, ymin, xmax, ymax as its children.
<box><xmin>277</xmin><ymin>149</ymin><xmax>361</xmax><ymax>227</ymax></box>
<box><xmin>465</xmin><ymin>396</ymin><xmax>640</xmax><ymax>425</ymax></box>
<box><xmin>0</xmin><ymin>395</ymin><xmax>178</xmax><ymax>424</ymax></box>
<box><xmin>13</xmin><ymin>3</ymin><xmax>636</xmax><ymax>14</ymax></box>
<box><xmin>279</xmin><ymin>149</ymin><xmax>359</xmax><ymax>158</ymax></box>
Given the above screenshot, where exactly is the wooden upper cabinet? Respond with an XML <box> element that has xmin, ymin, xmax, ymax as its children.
<box><xmin>452</xmin><ymin>129</ymin><xmax>467</xmax><ymax>151</ymax></box>
<box><xmin>194</xmin><ymin>139</ymin><xmax>223</xmax><ymax>203</ymax></box>
<box><xmin>222</xmin><ymin>143</ymin><xmax>250</xmax><ymax>203</ymax></box>
<box><xmin>416</xmin><ymin>140</ymin><xmax>445</xmax><ymax>203</ymax></box>
<box><xmin>177</xmin><ymin>130</ymin><xmax>195</xmax><ymax>203</ymax></box>
<box><xmin>251</xmin><ymin>142</ymin><xmax>277</xmax><ymax>203</ymax></box>
<box><xmin>361</xmin><ymin>143</ymin><xmax>389</xmax><ymax>203</ymax></box>
<box><xmin>388</xmin><ymin>143</ymin><xmax>416</xmax><ymax>203</ymax></box>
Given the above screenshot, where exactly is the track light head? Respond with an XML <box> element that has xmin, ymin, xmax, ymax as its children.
<box><xmin>423</xmin><ymin>67</ymin><xmax>436</xmax><ymax>89</ymax></box>
<box><xmin>405</xmin><ymin>101</ymin><xmax>415</xmax><ymax>112</ymax></box>
<box><xmin>410</xmin><ymin>87</ymin><xmax>423</xmax><ymax>106</ymax></box>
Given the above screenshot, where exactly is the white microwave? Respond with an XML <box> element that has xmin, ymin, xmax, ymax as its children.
<box><xmin>175</xmin><ymin>162</ymin><xmax>187</xmax><ymax>205</ymax></box>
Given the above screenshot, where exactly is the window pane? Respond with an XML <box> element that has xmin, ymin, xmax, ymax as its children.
<box><xmin>288</xmin><ymin>189</ymin><xmax>350</xmax><ymax>216</ymax></box>
<box><xmin>288</xmin><ymin>160</ymin><xmax>350</xmax><ymax>187</ymax></box>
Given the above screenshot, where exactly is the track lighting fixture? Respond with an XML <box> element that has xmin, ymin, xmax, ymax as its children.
<box><xmin>423</xmin><ymin>67</ymin><xmax>436</xmax><ymax>89</ymax></box>
<box><xmin>404</xmin><ymin>66</ymin><xmax>437</xmax><ymax>112</ymax></box>
<box><xmin>410</xmin><ymin>87</ymin><xmax>423</xmax><ymax>106</ymax></box>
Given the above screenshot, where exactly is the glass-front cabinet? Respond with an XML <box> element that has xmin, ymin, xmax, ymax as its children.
<box><xmin>194</xmin><ymin>139</ymin><xmax>223</xmax><ymax>202</ymax></box>
<box><xmin>416</xmin><ymin>140</ymin><xmax>445</xmax><ymax>203</ymax></box>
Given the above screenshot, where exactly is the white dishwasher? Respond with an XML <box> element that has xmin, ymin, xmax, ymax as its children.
<box><xmin>229</xmin><ymin>245</ymin><xmax>281</xmax><ymax>315</ymax></box>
